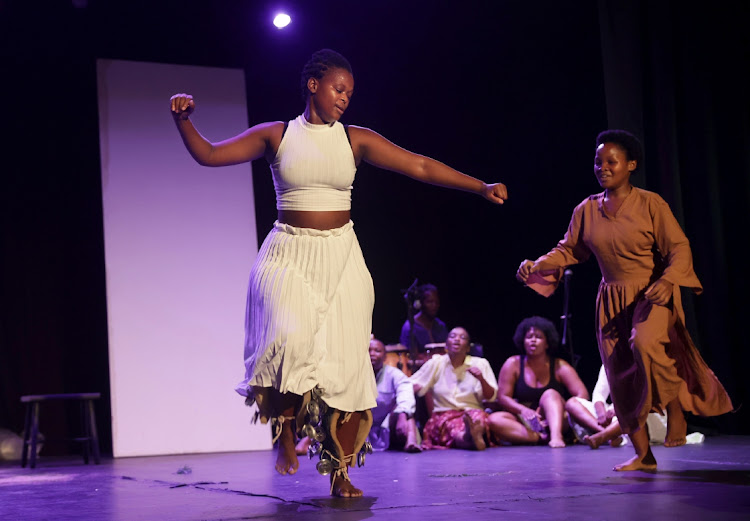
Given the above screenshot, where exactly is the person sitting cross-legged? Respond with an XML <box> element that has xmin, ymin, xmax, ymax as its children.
<box><xmin>410</xmin><ymin>327</ymin><xmax>498</xmax><ymax>450</ymax></box>
<box><xmin>489</xmin><ymin>316</ymin><xmax>589</xmax><ymax>448</ymax></box>
<box><xmin>565</xmin><ymin>365</ymin><xmax>627</xmax><ymax>449</ymax></box>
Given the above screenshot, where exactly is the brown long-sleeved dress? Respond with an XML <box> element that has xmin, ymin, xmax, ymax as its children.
<box><xmin>526</xmin><ymin>187</ymin><xmax>732</xmax><ymax>433</ymax></box>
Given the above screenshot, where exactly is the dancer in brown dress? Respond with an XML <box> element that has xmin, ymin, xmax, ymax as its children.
<box><xmin>516</xmin><ymin>130</ymin><xmax>732</xmax><ymax>471</ymax></box>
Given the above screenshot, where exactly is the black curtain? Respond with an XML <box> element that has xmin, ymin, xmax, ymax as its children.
<box><xmin>0</xmin><ymin>5</ymin><xmax>111</xmax><ymax>454</ymax></box>
<box><xmin>599</xmin><ymin>0</ymin><xmax>750</xmax><ymax>432</ymax></box>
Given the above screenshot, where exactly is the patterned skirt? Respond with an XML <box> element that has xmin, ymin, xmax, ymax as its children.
<box><xmin>421</xmin><ymin>409</ymin><xmax>494</xmax><ymax>450</ymax></box>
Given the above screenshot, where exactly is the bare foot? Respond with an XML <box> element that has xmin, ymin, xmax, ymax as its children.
<box><xmin>404</xmin><ymin>442</ymin><xmax>422</xmax><ymax>453</ymax></box>
<box><xmin>464</xmin><ymin>412</ymin><xmax>487</xmax><ymax>451</ymax></box>
<box><xmin>295</xmin><ymin>435</ymin><xmax>311</xmax><ymax>456</ymax></box>
<box><xmin>609</xmin><ymin>435</ymin><xmax>625</xmax><ymax>448</ymax></box>
<box><xmin>613</xmin><ymin>450</ymin><xmax>657</xmax><ymax>471</ymax></box>
<box><xmin>664</xmin><ymin>412</ymin><xmax>687</xmax><ymax>447</ymax></box>
<box><xmin>583</xmin><ymin>434</ymin><xmax>604</xmax><ymax>450</ymax></box>
<box><xmin>548</xmin><ymin>437</ymin><xmax>566</xmax><ymax>448</ymax></box>
<box><xmin>331</xmin><ymin>474</ymin><xmax>363</xmax><ymax>498</ymax></box>
<box><xmin>275</xmin><ymin>428</ymin><xmax>299</xmax><ymax>475</ymax></box>
<box><xmin>404</xmin><ymin>429</ymin><xmax>422</xmax><ymax>453</ymax></box>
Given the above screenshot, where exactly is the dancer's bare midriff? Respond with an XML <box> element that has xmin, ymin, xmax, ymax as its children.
<box><xmin>278</xmin><ymin>210</ymin><xmax>351</xmax><ymax>230</ymax></box>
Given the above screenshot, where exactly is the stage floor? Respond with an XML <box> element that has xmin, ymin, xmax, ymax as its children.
<box><xmin>2</xmin><ymin>436</ymin><xmax>749</xmax><ymax>520</ymax></box>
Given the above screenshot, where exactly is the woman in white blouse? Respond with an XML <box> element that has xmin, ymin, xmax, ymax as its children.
<box><xmin>410</xmin><ymin>327</ymin><xmax>498</xmax><ymax>450</ymax></box>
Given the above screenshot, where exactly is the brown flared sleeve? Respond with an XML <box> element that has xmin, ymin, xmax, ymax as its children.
<box><xmin>526</xmin><ymin>198</ymin><xmax>592</xmax><ymax>297</ymax></box>
<box><xmin>649</xmin><ymin>195</ymin><xmax>703</xmax><ymax>294</ymax></box>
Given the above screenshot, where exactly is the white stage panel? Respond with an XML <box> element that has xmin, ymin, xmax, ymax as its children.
<box><xmin>97</xmin><ymin>59</ymin><xmax>269</xmax><ymax>457</ymax></box>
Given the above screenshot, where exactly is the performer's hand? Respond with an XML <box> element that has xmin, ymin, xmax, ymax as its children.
<box><xmin>520</xmin><ymin>406</ymin><xmax>539</xmax><ymax>423</ymax></box>
<box><xmin>594</xmin><ymin>401</ymin><xmax>609</xmax><ymax>425</ymax></box>
<box><xmin>644</xmin><ymin>278</ymin><xmax>673</xmax><ymax>306</ymax></box>
<box><xmin>516</xmin><ymin>259</ymin><xmax>535</xmax><ymax>283</ymax></box>
<box><xmin>170</xmin><ymin>93</ymin><xmax>195</xmax><ymax>120</ymax></box>
<box><xmin>467</xmin><ymin>366</ymin><xmax>483</xmax><ymax>380</ymax></box>
<box><xmin>482</xmin><ymin>182</ymin><xmax>508</xmax><ymax>204</ymax></box>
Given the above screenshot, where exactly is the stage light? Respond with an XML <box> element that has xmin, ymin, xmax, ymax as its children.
<box><xmin>273</xmin><ymin>13</ymin><xmax>291</xmax><ymax>29</ymax></box>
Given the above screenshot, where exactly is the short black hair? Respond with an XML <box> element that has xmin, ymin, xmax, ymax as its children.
<box><xmin>417</xmin><ymin>283</ymin><xmax>438</xmax><ymax>301</ymax></box>
<box><xmin>595</xmin><ymin>129</ymin><xmax>644</xmax><ymax>173</ymax></box>
<box><xmin>512</xmin><ymin>316</ymin><xmax>560</xmax><ymax>353</ymax></box>
<box><xmin>451</xmin><ymin>326</ymin><xmax>471</xmax><ymax>344</ymax></box>
<box><xmin>300</xmin><ymin>49</ymin><xmax>353</xmax><ymax>100</ymax></box>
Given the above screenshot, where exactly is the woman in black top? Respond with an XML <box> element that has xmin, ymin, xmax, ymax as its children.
<box><xmin>490</xmin><ymin>316</ymin><xmax>588</xmax><ymax>447</ymax></box>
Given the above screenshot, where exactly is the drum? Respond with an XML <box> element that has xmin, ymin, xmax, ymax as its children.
<box><xmin>384</xmin><ymin>343</ymin><xmax>411</xmax><ymax>375</ymax></box>
<box><xmin>423</xmin><ymin>342</ymin><xmax>446</xmax><ymax>357</ymax></box>
<box><xmin>383</xmin><ymin>343</ymin><xmax>446</xmax><ymax>376</ymax></box>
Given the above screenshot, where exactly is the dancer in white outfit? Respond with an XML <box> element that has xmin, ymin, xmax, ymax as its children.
<box><xmin>170</xmin><ymin>49</ymin><xmax>508</xmax><ymax>497</ymax></box>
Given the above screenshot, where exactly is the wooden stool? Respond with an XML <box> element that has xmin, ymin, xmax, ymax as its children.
<box><xmin>20</xmin><ymin>393</ymin><xmax>101</xmax><ymax>468</ymax></box>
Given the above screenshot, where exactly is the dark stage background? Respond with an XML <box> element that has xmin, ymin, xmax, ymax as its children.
<box><xmin>1</xmin><ymin>0</ymin><xmax>748</xmax><ymax>456</ymax></box>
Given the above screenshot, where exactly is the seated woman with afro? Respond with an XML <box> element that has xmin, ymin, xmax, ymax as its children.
<box><xmin>489</xmin><ymin>316</ymin><xmax>589</xmax><ymax>448</ymax></box>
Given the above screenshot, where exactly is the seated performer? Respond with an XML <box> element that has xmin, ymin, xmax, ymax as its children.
<box><xmin>410</xmin><ymin>327</ymin><xmax>498</xmax><ymax>450</ymax></box>
<box><xmin>368</xmin><ymin>337</ymin><xmax>421</xmax><ymax>452</ymax></box>
<box><xmin>565</xmin><ymin>365</ymin><xmax>627</xmax><ymax>449</ymax></box>
<box><xmin>490</xmin><ymin>316</ymin><xmax>589</xmax><ymax>448</ymax></box>
<box><xmin>171</xmin><ymin>48</ymin><xmax>508</xmax><ymax>496</ymax></box>
<box><xmin>296</xmin><ymin>337</ymin><xmax>422</xmax><ymax>454</ymax></box>
<box><xmin>567</xmin><ymin>364</ymin><xmax>703</xmax><ymax>449</ymax></box>
<box><xmin>516</xmin><ymin>130</ymin><xmax>732</xmax><ymax>470</ymax></box>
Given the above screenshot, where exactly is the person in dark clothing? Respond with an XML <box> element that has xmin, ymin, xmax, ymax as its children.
<box><xmin>489</xmin><ymin>316</ymin><xmax>588</xmax><ymax>447</ymax></box>
<box><xmin>399</xmin><ymin>284</ymin><xmax>448</xmax><ymax>356</ymax></box>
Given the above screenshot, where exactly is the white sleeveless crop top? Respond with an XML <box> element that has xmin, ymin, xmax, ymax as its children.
<box><xmin>271</xmin><ymin>114</ymin><xmax>356</xmax><ymax>211</ymax></box>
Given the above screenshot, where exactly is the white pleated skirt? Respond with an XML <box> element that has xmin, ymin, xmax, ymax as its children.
<box><xmin>235</xmin><ymin>220</ymin><xmax>377</xmax><ymax>412</ymax></box>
